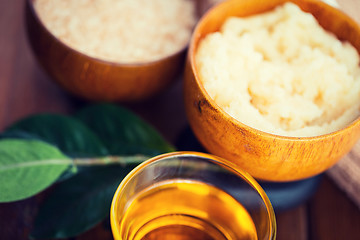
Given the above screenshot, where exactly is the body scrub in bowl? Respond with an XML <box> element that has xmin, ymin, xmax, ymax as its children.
<box><xmin>26</xmin><ymin>0</ymin><xmax>197</xmax><ymax>101</ymax></box>
<box><xmin>196</xmin><ymin>2</ymin><xmax>360</xmax><ymax>137</ymax></box>
<box><xmin>185</xmin><ymin>0</ymin><xmax>360</xmax><ymax>181</ymax></box>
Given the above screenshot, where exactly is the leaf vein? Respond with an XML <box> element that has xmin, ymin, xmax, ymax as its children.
<box><xmin>0</xmin><ymin>159</ymin><xmax>72</xmax><ymax>172</ymax></box>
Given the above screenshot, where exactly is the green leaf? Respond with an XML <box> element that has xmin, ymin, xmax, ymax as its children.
<box><xmin>30</xmin><ymin>164</ymin><xmax>138</xmax><ymax>239</ymax></box>
<box><xmin>0</xmin><ymin>130</ymin><xmax>43</xmax><ymax>141</ymax></box>
<box><xmin>75</xmin><ymin>104</ymin><xmax>175</xmax><ymax>155</ymax></box>
<box><xmin>0</xmin><ymin>139</ymin><xmax>72</xmax><ymax>202</ymax></box>
<box><xmin>0</xmin><ymin>104</ymin><xmax>176</xmax><ymax>238</ymax></box>
<box><xmin>5</xmin><ymin>114</ymin><xmax>108</xmax><ymax>157</ymax></box>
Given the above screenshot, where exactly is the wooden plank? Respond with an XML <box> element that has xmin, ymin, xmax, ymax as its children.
<box><xmin>0</xmin><ymin>198</ymin><xmax>39</xmax><ymax>240</ymax></box>
<box><xmin>0</xmin><ymin>0</ymin><xmax>23</xmax><ymax>129</ymax></box>
<box><xmin>308</xmin><ymin>176</ymin><xmax>360</xmax><ymax>240</ymax></box>
<box><xmin>0</xmin><ymin>1</ymin><xmax>76</xmax><ymax>240</ymax></box>
<box><xmin>0</xmin><ymin>0</ymin><xmax>75</xmax><ymax>130</ymax></box>
<box><xmin>276</xmin><ymin>206</ymin><xmax>308</xmax><ymax>240</ymax></box>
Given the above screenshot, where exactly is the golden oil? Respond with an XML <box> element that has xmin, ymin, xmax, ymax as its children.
<box><xmin>119</xmin><ymin>180</ymin><xmax>258</xmax><ymax>240</ymax></box>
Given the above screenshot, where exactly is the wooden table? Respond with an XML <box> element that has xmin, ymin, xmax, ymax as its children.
<box><xmin>0</xmin><ymin>0</ymin><xmax>360</xmax><ymax>239</ymax></box>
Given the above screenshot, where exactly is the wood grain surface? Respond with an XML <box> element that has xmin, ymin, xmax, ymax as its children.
<box><xmin>0</xmin><ymin>0</ymin><xmax>359</xmax><ymax>239</ymax></box>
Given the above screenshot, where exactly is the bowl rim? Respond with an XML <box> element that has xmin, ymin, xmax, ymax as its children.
<box><xmin>188</xmin><ymin>0</ymin><xmax>360</xmax><ymax>141</ymax></box>
<box><xmin>27</xmin><ymin>0</ymin><xmax>195</xmax><ymax>67</ymax></box>
<box><xmin>110</xmin><ymin>151</ymin><xmax>277</xmax><ymax>240</ymax></box>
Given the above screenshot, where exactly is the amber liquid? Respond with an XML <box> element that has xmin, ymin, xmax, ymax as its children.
<box><xmin>119</xmin><ymin>180</ymin><xmax>258</xmax><ymax>240</ymax></box>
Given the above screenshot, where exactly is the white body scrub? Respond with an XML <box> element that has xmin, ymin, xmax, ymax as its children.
<box><xmin>196</xmin><ymin>3</ymin><xmax>360</xmax><ymax>137</ymax></box>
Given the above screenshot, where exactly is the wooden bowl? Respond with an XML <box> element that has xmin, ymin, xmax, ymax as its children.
<box><xmin>184</xmin><ymin>0</ymin><xmax>360</xmax><ymax>181</ymax></box>
<box><xmin>25</xmin><ymin>0</ymin><xmax>189</xmax><ymax>102</ymax></box>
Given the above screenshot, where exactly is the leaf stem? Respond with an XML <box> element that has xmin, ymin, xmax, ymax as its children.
<box><xmin>72</xmin><ymin>155</ymin><xmax>150</xmax><ymax>167</ymax></box>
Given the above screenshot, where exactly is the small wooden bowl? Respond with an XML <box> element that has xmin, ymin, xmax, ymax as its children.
<box><xmin>184</xmin><ymin>0</ymin><xmax>360</xmax><ymax>181</ymax></box>
<box><xmin>25</xmin><ymin>0</ymin><xmax>189</xmax><ymax>102</ymax></box>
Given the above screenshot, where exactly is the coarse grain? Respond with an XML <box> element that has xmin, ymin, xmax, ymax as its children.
<box><xmin>34</xmin><ymin>0</ymin><xmax>196</xmax><ymax>63</ymax></box>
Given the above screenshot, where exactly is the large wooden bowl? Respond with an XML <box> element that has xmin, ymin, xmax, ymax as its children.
<box><xmin>25</xmin><ymin>0</ymin><xmax>188</xmax><ymax>102</ymax></box>
<box><xmin>184</xmin><ymin>0</ymin><xmax>360</xmax><ymax>181</ymax></box>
